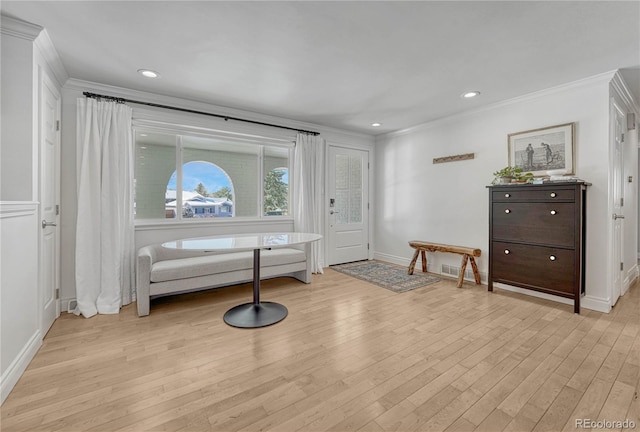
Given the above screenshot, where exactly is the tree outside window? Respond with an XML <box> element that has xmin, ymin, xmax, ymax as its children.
<box><xmin>264</xmin><ymin>168</ymin><xmax>288</xmax><ymax>216</ymax></box>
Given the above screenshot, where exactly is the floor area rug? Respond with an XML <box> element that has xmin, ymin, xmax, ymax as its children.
<box><xmin>330</xmin><ymin>260</ymin><xmax>441</xmax><ymax>293</ymax></box>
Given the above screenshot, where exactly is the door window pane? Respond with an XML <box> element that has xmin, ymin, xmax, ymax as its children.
<box><xmin>332</xmin><ymin>153</ymin><xmax>363</xmax><ymax>224</ymax></box>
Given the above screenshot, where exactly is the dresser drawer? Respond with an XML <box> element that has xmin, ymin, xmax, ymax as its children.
<box><xmin>492</xmin><ymin>202</ymin><xmax>575</xmax><ymax>247</ymax></box>
<box><xmin>492</xmin><ymin>242</ymin><xmax>575</xmax><ymax>295</ymax></box>
<box><xmin>492</xmin><ymin>187</ymin><xmax>575</xmax><ymax>202</ymax></box>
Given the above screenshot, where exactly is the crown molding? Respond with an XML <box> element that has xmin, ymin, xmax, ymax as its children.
<box><xmin>0</xmin><ymin>14</ymin><xmax>42</xmax><ymax>41</ymax></box>
<box><xmin>381</xmin><ymin>70</ymin><xmax>618</xmax><ymax>140</ymax></box>
<box><xmin>34</xmin><ymin>29</ymin><xmax>69</xmax><ymax>88</ymax></box>
<box><xmin>611</xmin><ymin>70</ymin><xmax>640</xmax><ymax>114</ymax></box>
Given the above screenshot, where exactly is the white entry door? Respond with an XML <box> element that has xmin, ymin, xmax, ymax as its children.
<box><xmin>327</xmin><ymin>146</ymin><xmax>369</xmax><ymax>265</ymax></box>
<box><xmin>610</xmin><ymin>100</ymin><xmax>625</xmax><ymax>306</ymax></box>
<box><xmin>40</xmin><ymin>71</ymin><xmax>61</xmax><ymax>335</ymax></box>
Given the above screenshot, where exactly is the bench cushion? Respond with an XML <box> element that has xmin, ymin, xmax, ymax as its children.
<box><xmin>150</xmin><ymin>248</ymin><xmax>306</xmax><ymax>283</ymax></box>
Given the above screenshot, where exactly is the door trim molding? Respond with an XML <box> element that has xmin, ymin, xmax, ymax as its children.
<box><xmin>608</xmin><ymin>97</ymin><xmax>626</xmax><ymax>308</ymax></box>
<box><xmin>39</xmin><ymin>68</ymin><xmax>62</xmax><ymax>335</ymax></box>
<box><xmin>325</xmin><ymin>144</ymin><xmax>372</xmax><ymax>265</ymax></box>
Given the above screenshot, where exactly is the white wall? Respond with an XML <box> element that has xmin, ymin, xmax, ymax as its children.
<box><xmin>374</xmin><ymin>73</ymin><xmax>620</xmax><ymax>312</ymax></box>
<box><xmin>1</xmin><ymin>17</ymin><xmax>39</xmax><ymax>201</ymax></box>
<box><xmin>0</xmin><ymin>17</ymin><xmax>65</xmax><ymax>404</ymax></box>
<box><xmin>59</xmin><ymin>80</ymin><xmax>375</xmax><ymax>310</ymax></box>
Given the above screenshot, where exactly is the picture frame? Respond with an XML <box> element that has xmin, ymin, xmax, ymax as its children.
<box><xmin>508</xmin><ymin>122</ymin><xmax>575</xmax><ymax>177</ymax></box>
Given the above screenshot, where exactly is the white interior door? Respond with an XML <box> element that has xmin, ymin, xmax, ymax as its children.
<box><xmin>327</xmin><ymin>146</ymin><xmax>369</xmax><ymax>265</ymax></box>
<box><xmin>40</xmin><ymin>70</ymin><xmax>61</xmax><ymax>335</ymax></box>
<box><xmin>610</xmin><ymin>100</ymin><xmax>625</xmax><ymax>306</ymax></box>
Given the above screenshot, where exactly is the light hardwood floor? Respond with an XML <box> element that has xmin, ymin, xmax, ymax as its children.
<box><xmin>2</xmin><ymin>269</ymin><xmax>638</xmax><ymax>431</ymax></box>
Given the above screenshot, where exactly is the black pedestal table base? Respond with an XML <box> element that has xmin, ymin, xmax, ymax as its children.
<box><xmin>224</xmin><ymin>248</ymin><xmax>288</xmax><ymax>328</ymax></box>
<box><xmin>223</xmin><ymin>302</ymin><xmax>288</xmax><ymax>328</ymax></box>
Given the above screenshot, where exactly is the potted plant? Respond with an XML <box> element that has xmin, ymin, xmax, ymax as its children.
<box><xmin>491</xmin><ymin>166</ymin><xmax>534</xmax><ymax>184</ymax></box>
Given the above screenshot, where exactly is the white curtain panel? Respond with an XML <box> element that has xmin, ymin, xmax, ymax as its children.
<box><xmin>75</xmin><ymin>98</ymin><xmax>135</xmax><ymax>317</ymax></box>
<box><xmin>293</xmin><ymin>133</ymin><xmax>325</xmax><ymax>273</ymax></box>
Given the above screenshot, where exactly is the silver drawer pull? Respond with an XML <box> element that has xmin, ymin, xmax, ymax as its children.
<box><xmin>550</xmin><ymin>210</ymin><xmax>557</xmax><ymax>215</ymax></box>
<box><xmin>504</xmin><ymin>193</ymin><xmax>510</xmax><ymax>198</ymax></box>
<box><xmin>505</xmin><ymin>209</ymin><xmax>511</xmax><ymax>214</ymax></box>
<box><xmin>550</xmin><ymin>255</ymin><xmax>556</xmax><ymax>261</ymax></box>
<box><xmin>550</xmin><ymin>192</ymin><xmax>557</xmax><ymax>198</ymax></box>
<box><xmin>504</xmin><ymin>249</ymin><xmax>510</xmax><ymax>254</ymax></box>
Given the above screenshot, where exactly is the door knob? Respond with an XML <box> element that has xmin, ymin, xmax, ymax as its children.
<box><xmin>613</xmin><ymin>213</ymin><xmax>625</xmax><ymax>220</ymax></box>
<box><xmin>42</xmin><ymin>220</ymin><xmax>57</xmax><ymax>229</ymax></box>
<box><xmin>329</xmin><ymin>210</ymin><xmax>340</xmax><ymax>215</ymax></box>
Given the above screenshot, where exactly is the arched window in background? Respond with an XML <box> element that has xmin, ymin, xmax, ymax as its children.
<box><xmin>165</xmin><ymin>161</ymin><xmax>234</xmax><ymax>218</ymax></box>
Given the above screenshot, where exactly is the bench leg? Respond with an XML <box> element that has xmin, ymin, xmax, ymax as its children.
<box><xmin>421</xmin><ymin>250</ymin><xmax>427</xmax><ymax>272</ymax></box>
<box><xmin>408</xmin><ymin>249</ymin><xmax>420</xmax><ymax>275</ymax></box>
<box><xmin>457</xmin><ymin>254</ymin><xmax>469</xmax><ymax>288</ymax></box>
<box><xmin>470</xmin><ymin>256</ymin><xmax>481</xmax><ymax>284</ymax></box>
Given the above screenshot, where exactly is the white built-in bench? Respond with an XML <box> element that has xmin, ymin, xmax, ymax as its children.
<box><xmin>136</xmin><ymin>243</ymin><xmax>311</xmax><ymax>316</ymax></box>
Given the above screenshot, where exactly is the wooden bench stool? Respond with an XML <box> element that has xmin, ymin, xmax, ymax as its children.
<box><xmin>408</xmin><ymin>241</ymin><xmax>481</xmax><ymax>288</ymax></box>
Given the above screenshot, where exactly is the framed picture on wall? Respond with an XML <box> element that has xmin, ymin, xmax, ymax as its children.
<box><xmin>508</xmin><ymin>122</ymin><xmax>575</xmax><ymax>176</ymax></box>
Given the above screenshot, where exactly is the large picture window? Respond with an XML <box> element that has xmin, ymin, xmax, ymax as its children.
<box><xmin>134</xmin><ymin>129</ymin><xmax>291</xmax><ymax>221</ymax></box>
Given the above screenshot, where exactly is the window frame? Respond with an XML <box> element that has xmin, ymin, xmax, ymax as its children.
<box><xmin>133</xmin><ymin>122</ymin><xmax>294</xmax><ymax>227</ymax></box>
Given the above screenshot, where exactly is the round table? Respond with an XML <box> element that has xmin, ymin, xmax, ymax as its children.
<box><xmin>162</xmin><ymin>232</ymin><xmax>322</xmax><ymax>328</ymax></box>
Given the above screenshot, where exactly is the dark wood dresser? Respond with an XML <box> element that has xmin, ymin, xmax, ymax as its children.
<box><xmin>487</xmin><ymin>182</ymin><xmax>589</xmax><ymax>313</ymax></box>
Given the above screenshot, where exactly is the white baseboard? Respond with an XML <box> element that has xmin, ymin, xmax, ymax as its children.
<box><xmin>622</xmin><ymin>263</ymin><xmax>639</xmax><ymax>296</ymax></box>
<box><xmin>493</xmin><ymin>283</ymin><xmax>611</xmax><ymax>313</ymax></box>
<box><xmin>492</xmin><ymin>283</ymin><xmax>574</xmax><ymax>307</ymax></box>
<box><xmin>581</xmin><ymin>294</ymin><xmax>612</xmax><ymax>313</ymax></box>
<box><xmin>1</xmin><ymin>330</ymin><xmax>42</xmax><ymax>404</ymax></box>
<box><xmin>373</xmin><ymin>251</ymin><xmax>411</xmax><ymax>266</ymax></box>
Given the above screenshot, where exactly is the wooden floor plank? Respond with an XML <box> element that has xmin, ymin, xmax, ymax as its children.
<box><xmin>1</xmin><ymin>269</ymin><xmax>637</xmax><ymax>432</ymax></box>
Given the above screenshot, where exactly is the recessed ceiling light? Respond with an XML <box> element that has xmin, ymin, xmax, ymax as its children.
<box><xmin>461</xmin><ymin>91</ymin><xmax>481</xmax><ymax>98</ymax></box>
<box><xmin>138</xmin><ymin>69</ymin><xmax>160</xmax><ymax>78</ymax></box>
<box><xmin>371</xmin><ymin>122</ymin><xmax>382</xmax><ymax>127</ymax></box>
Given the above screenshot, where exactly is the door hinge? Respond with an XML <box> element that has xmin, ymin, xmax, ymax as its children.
<box><xmin>367</xmin><ymin>243</ymin><xmax>370</xmax><ymax>250</ymax></box>
<box><xmin>55</xmin><ymin>288</ymin><xmax>60</xmax><ymax>299</ymax></box>
<box><xmin>55</xmin><ymin>204</ymin><xmax>60</xmax><ymax>215</ymax></box>
<box><xmin>620</xmin><ymin>262</ymin><xmax>624</xmax><ymax>271</ymax></box>
<box><xmin>367</xmin><ymin>202</ymin><xmax>370</xmax><ymax>210</ymax></box>
<box><xmin>56</xmin><ymin>120</ymin><xmax>60</xmax><ymax>131</ymax></box>
<box><xmin>368</xmin><ymin>162</ymin><xmax>370</xmax><ymax>169</ymax></box>
<box><xmin>621</xmin><ymin>133</ymin><xmax>624</xmax><ymax>143</ymax></box>
<box><xmin>621</xmin><ymin>197</ymin><xmax>624</xmax><ymax>207</ymax></box>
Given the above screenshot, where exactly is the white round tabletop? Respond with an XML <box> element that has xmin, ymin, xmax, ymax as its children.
<box><xmin>162</xmin><ymin>232</ymin><xmax>322</xmax><ymax>252</ymax></box>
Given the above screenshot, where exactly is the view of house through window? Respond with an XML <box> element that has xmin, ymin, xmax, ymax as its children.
<box><xmin>134</xmin><ymin>129</ymin><xmax>291</xmax><ymax>221</ymax></box>
<box><xmin>165</xmin><ymin>161</ymin><xmax>234</xmax><ymax>218</ymax></box>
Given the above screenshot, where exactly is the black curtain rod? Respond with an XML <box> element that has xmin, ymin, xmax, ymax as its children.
<box><xmin>83</xmin><ymin>92</ymin><xmax>320</xmax><ymax>136</ymax></box>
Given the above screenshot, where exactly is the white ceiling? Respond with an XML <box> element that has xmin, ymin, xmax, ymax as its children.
<box><xmin>3</xmin><ymin>1</ymin><xmax>639</xmax><ymax>135</ymax></box>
